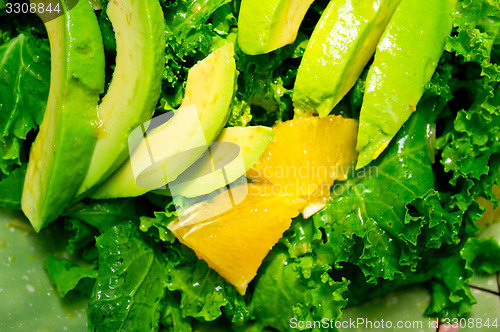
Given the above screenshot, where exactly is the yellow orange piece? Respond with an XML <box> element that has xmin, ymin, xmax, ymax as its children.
<box><xmin>168</xmin><ymin>183</ymin><xmax>306</xmax><ymax>294</ymax></box>
<box><xmin>248</xmin><ymin>115</ymin><xmax>358</xmax><ymax>204</ymax></box>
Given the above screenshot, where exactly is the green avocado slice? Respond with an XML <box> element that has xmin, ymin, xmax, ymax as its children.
<box><xmin>22</xmin><ymin>0</ymin><xmax>105</xmax><ymax>231</ymax></box>
<box><xmin>92</xmin><ymin>43</ymin><xmax>237</xmax><ymax>199</ymax></box>
<box><xmin>76</xmin><ymin>0</ymin><xmax>165</xmax><ymax>196</ymax></box>
<box><xmin>169</xmin><ymin>126</ymin><xmax>274</xmax><ymax>198</ymax></box>
<box><xmin>293</xmin><ymin>0</ymin><xmax>401</xmax><ymax>117</ymax></box>
<box><xmin>238</xmin><ymin>0</ymin><xmax>314</xmax><ymax>55</ymax></box>
<box><xmin>355</xmin><ymin>0</ymin><xmax>456</xmax><ymax>169</ymax></box>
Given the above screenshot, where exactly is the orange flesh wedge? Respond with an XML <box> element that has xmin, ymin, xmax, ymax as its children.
<box><xmin>168</xmin><ymin>115</ymin><xmax>358</xmax><ymax>294</ymax></box>
<box><xmin>168</xmin><ymin>183</ymin><xmax>306</xmax><ymax>294</ymax></box>
<box><xmin>248</xmin><ymin>115</ymin><xmax>358</xmax><ymax>204</ymax></box>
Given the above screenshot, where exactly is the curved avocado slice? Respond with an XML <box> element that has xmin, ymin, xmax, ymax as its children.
<box><xmin>22</xmin><ymin>0</ymin><xmax>105</xmax><ymax>231</ymax></box>
<box><xmin>92</xmin><ymin>43</ymin><xmax>237</xmax><ymax>199</ymax></box>
<box><xmin>169</xmin><ymin>126</ymin><xmax>274</xmax><ymax>198</ymax></box>
<box><xmin>238</xmin><ymin>0</ymin><xmax>314</xmax><ymax>55</ymax></box>
<box><xmin>355</xmin><ymin>0</ymin><xmax>456</xmax><ymax>169</ymax></box>
<box><xmin>293</xmin><ymin>0</ymin><xmax>401</xmax><ymax>117</ymax></box>
<box><xmin>76</xmin><ymin>0</ymin><xmax>165</xmax><ymax>196</ymax></box>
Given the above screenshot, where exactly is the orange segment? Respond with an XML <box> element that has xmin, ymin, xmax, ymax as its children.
<box><xmin>168</xmin><ymin>183</ymin><xmax>306</xmax><ymax>295</ymax></box>
<box><xmin>167</xmin><ymin>115</ymin><xmax>357</xmax><ymax>293</ymax></box>
<box><xmin>248</xmin><ymin>115</ymin><xmax>358</xmax><ymax>202</ymax></box>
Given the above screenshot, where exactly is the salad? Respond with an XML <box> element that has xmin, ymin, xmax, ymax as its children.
<box><xmin>1</xmin><ymin>0</ymin><xmax>500</xmax><ymax>331</ymax></box>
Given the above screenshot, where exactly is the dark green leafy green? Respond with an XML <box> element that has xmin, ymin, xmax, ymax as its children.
<box><xmin>166</xmin><ymin>254</ymin><xmax>249</xmax><ymax>324</ymax></box>
<box><xmin>227</xmin><ymin>98</ymin><xmax>252</xmax><ymax>127</ymax></box>
<box><xmin>140</xmin><ymin>211</ymin><xmax>177</xmax><ymax>243</ymax></box>
<box><xmin>425</xmin><ymin>236</ymin><xmax>500</xmax><ymax>318</ymax></box>
<box><xmin>309</xmin><ymin>96</ymin><xmax>499</xmax><ymax>318</ymax></box>
<box><xmin>437</xmin><ymin>0</ymin><xmax>500</xmax><ymax>193</ymax></box>
<box><xmin>160</xmin><ymin>292</ymin><xmax>193</xmax><ymax>332</ymax></box>
<box><xmin>64</xmin><ymin>218</ymin><xmax>99</xmax><ymax>262</ymax></box>
<box><xmin>97</xmin><ymin>3</ymin><xmax>117</xmax><ymax>53</ymax></box>
<box><xmin>437</xmin><ymin>81</ymin><xmax>499</xmax><ymax>188</ymax></box>
<box><xmin>88</xmin><ymin>222</ymin><xmax>169</xmax><ymax>332</ymax></box>
<box><xmin>0</xmin><ymin>163</ymin><xmax>25</xmax><ymax>209</ymax></box>
<box><xmin>0</xmin><ymin>33</ymin><xmax>50</xmax><ymax>178</ymax></box>
<box><xmin>165</xmin><ymin>0</ymin><xmax>229</xmax><ymax>52</ymax></box>
<box><xmin>235</xmin><ymin>33</ymin><xmax>308</xmax><ymax>126</ymax></box>
<box><xmin>210</xmin><ymin>3</ymin><xmax>237</xmax><ymax>36</ymax></box>
<box><xmin>160</xmin><ymin>0</ymin><xmax>232</xmax><ymax>110</ymax></box>
<box><xmin>64</xmin><ymin>199</ymin><xmax>138</xmax><ymax>232</ymax></box>
<box><xmin>0</xmin><ymin>33</ymin><xmax>49</xmax><ymax>127</ymax></box>
<box><xmin>43</xmin><ymin>256</ymin><xmax>97</xmax><ymax>297</ymax></box>
<box><xmin>461</xmin><ymin>237</ymin><xmax>500</xmax><ymax>275</ymax></box>
<box><xmin>313</xmin><ymin>106</ymin><xmax>439</xmax><ymax>279</ymax></box>
<box><xmin>56</xmin><ymin>200</ymin><xmax>140</xmax><ymax>263</ymax></box>
<box><xmin>138</xmin><ymin>205</ymin><xmax>250</xmax><ymax>329</ymax></box>
<box><xmin>446</xmin><ymin>0</ymin><xmax>500</xmax><ymax>82</ymax></box>
<box><xmin>248</xmin><ymin>247</ymin><xmax>349</xmax><ymax>332</ymax></box>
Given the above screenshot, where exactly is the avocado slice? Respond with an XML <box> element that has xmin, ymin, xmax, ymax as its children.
<box><xmin>355</xmin><ymin>0</ymin><xmax>456</xmax><ymax>169</ymax></box>
<box><xmin>92</xmin><ymin>43</ymin><xmax>237</xmax><ymax>199</ymax></box>
<box><xmin>293</xmin><ymin>0</ymin><xmax>401</xmax><ymax>117</ymax></box>
<box><xmin>22</xmin><ymin>0</ymin><xmax>105</xmax><ymax>231</ymax></box>
<box><xmin>76</xmin><ymin>0</ymin><xmax>165</xmax><ymax>196</ymax></box>
<box><xmin>169</xmin><ymin>126</ymin><xmax>274</xmax><ymax>198</ymax></box>
<box><xmin>238</xmin><ymin>0</ymin><xmax>314</xmax><ymax>55</ymax></box>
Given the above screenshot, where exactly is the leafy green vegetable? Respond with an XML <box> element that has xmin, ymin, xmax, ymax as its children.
<box><xmin>165</xmin><ymin>0</ymin><xmax>229</xmax><ymax>52</ymax></box>
<box><xmin>43</xmin><ymin>256</ymin><xmax>97</xmax><ymax>297</ymax></box>
<box><xmin>235</xmin><ymin>33</ymin><xmax>307</xmax><ymax>126</ymax></box>
<box><xmin>0</xmin><ymin>33</ymin><xmax>50</xmax><ymax>178</ymax></box>
<box><xmin>97</xmin><ymin>4</ymin><xmax>117</xmax><ymax>53</ymax></box>
<box><xmin>248</xmin><ymin>247</ymin><xmax>349</xmax><ymax>332</ymax></box>
<box><xmin>88</xmin><ymin>222</ymin><xmax>169</xmax><ymax>332</ymax></box>
<box><xmin>227</xmin><ymin>98</ymin><xmax>252</xmax><ymax>127</ymax></box>
<box><xmin>308</xmin><ymin>93</ymin><xmax>500</xmax><ymax>318</ymax></box>
<box><xmin>166</xmin><ymin>254</ymin><xmax>249</xmax><ymax>324</ymax></box>
<box><xmin>424</xmin><ymin>237</ymin><xmax>500</xmax><ymax>318</ymax></box>
<box><xmin>463</xmin><ymin>237</ymin><xmax>500</xmax><ymax>275</ymax></box>
<box><xmin>58</xmin><ymin>199</ymin><xmax>140</xmax><ymax>262</ymax></box>
<box><xmin>210</xmin><ymin>3</ymin><xmax>237</xmax><ymax>36</ymax></box>
<box><xmin>160</xmin><ymin>292</ymin><xmax>193</xmax><ymax>332</ymax></box>
<box><xmin>0</xmin><ymin>163</ymin><xmax>25</xmax><ymax>209</ymax></box>
<box><xmin>160</xmin><ymin>0</ymin><xmax>232</xmax><ymax>110</ymax></box>
<box><xmin>136</xmin><ymin>206</ymin><xmax>248</xmax><ymax>329</ymax></box>
<box><xmin>140</xmin><ymin>211</ymin><xmax>177</xmax><ymax>243</ymax></box>
<box><xmin>446</xmin><ymin>0</ymin><xmax>500</xmax><ymax>83</ymax></box>
<box><xmin>438</xmin><ymin>0</ymin><xmax>500</xmax><ymax>189</ymax></box>
<box><xmin>313</xmin><ymin>105</ymin><xmax>440</xmax><ymax>279</ymax></box>
<box><xmin>64</xmin><ymin>199</ymin><xmax>138</xmax><ymax>232</ymax></box>
<box><xmin>63</xmin><ymin>218</ymin><xmax>99</xmax><ymax>260</ymax></box>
